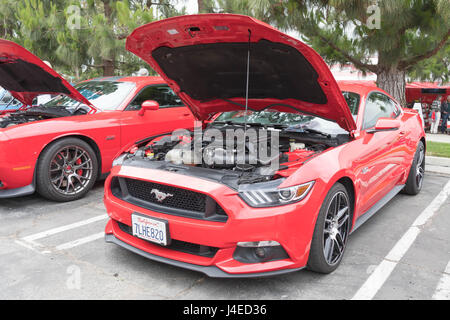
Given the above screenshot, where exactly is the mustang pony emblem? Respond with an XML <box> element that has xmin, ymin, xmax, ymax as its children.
<box><xmin>151</xmin><ymin>189</ymin><xmax>173</xmax><ymax>202</ymax></box>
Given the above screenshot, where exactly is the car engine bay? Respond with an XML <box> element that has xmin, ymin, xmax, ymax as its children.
<box><xmin>119</xmin><ymin>123</ymin><xmax>351</xmax><ymax>188</ymax></box>
<box><xmin>0</xmin><ymin>104</ymin><xmax>90</xmax><ymax>128</ymax></box>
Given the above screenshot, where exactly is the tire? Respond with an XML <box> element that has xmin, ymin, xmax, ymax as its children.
<box><xmin>36</xmin><ymin>138</ymin><xmax>99</xmax><ymax>202</ymax></box>
<box><xmin>307</xmin><ymin>183</ymin><xmax>351</xmax><ymax>274</ymax></box>
<box><xmin>402</xmin><ymin>141</ymin><xmax>425</xmax><ymax>196</ymax></box>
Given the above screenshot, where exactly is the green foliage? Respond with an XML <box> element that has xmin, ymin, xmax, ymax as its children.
<box><xmin>203</xmin><ymin>0</ymin><xmax>450</xmax><ymax>104</ymax></box>
<box><xmin>408</xmin><ymin>39</ymin><xmax>450</xmax><ymax>83</ymax></box>
<box><xmin>1</xmin><ymin>0</ymin><xmax>447</xmax><ymax>96</ymax></box>
<box><xmin>0</xmin><ymin>0</ymin><xmax>186</xmax><ymax>80</ymax></box>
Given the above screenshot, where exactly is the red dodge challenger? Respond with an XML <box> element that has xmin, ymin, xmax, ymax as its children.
<box><xmin>0</xmin><ymin>39</ymin><xmax>194</xmax><ymax>201</ymax></box>
<box><xmin>103</xmin><ymin>14</ymin><xmax>426</xmax><ymax>277</ymax></box>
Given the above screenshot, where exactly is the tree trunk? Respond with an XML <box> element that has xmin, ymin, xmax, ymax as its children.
<box><xmin>102</xmin><ymin>59</ymin><xmax>115</xmax><ymax>76</ymax></box>
<box><xmin>102</xmin><ymin>0</ymin><xmax>115</xmax><ymax>77</ymax></box>
<box><xmin>198</xmin><ymin>0</ymin><xmax>205</xmax><ymax>13</ymax></box>
<box><xmin>376</xmin><ymin>67</ymin><xmax>407</xmax><ymax>107</ymax></box>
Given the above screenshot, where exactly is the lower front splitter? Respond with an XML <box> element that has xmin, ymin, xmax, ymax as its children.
<box><xmin>105</xmin><ymin>234</ymin><xmax>303</xmax><ymax>278</ymax></box>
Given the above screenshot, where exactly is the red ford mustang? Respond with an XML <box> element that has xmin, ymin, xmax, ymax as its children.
<box><xmin>0</xmin><ymin>39</ymin><xmax>194</xmax><ymax>201</ymax></box>
<box><xmin>103</xmin><ymin>14</ymin><xmax>426</xmax><ymax>277</ymax></box>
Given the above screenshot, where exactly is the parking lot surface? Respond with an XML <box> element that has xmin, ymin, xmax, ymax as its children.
<box><xmin>1</xmin><ymin>173</ymin><xmax>449</xmax><ymax>300</ymax></box>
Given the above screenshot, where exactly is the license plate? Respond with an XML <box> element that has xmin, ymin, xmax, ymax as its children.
<box><xmin>131</xmin><ymin>213</ymin><xmax>170</xmax><ymax>246</ymax></box>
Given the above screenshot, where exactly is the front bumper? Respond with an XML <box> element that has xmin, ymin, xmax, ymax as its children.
<box><xmin>0</xmin><ymin>183</ymin><xmax>35</xmax><ymax>199</ymax></box>
<box><xmin>105</xmin><ymin>232</ymin><xmax>303</xmax><ymax>278</ymax></box>
<box><xmin>104</xmin><ymin>165</ymin><xmax>321</xmax><ymax>277</ymax></box>
<box><xmin>0</xmin><ymin>131</ymin><xmax>36</xmax><ymax>194</ymax></box>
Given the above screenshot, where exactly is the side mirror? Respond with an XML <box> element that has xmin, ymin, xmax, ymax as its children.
<box><xmin>138</xmin><ymin>100</ymin><xmax>159</xmax><ymax>116</ymax></box>
<box><xmin>367</xmin><ymin>118</ymin><xmax>401</xmax><ymax>134</ymax></box>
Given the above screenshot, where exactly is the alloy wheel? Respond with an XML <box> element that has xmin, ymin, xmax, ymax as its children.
<box><xmin>323</xmin><ymin>191</ymin><xmax>350</xmax><ymax>266</ymax></box>
<box><xmin>49</xmin><ymin>145</ymin><xmax>94</xmax><ymax>196</ymax></box>
<box><xmin>416</xmin><ymin>145</ymin><xmax>425</xmax><ymax>190</ymax></box>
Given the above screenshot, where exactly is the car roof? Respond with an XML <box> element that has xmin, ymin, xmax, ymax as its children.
<box><xmin>337</xmin><ymin>80</ymin><xmax>378</xmax><ymax>93</ymax></box>
<box><xmin>337</xmin><ymin>80</ymin><xmax>398</xmax><ymax>100</ymax></box>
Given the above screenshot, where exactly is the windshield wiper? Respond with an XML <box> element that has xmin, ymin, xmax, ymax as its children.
<box><xmin>213</xmin><ymin>121</ymin><xmax>287</xmax><ymax>130</ymax></box>
<box><xmin>301</xmin><ymin>128</ymin><xmax>332</xmax><ymax>139</ymax></box>
<box><xmin>212</xmin><ymin>120</ymin><xmax>244</xmax><ymax>126</ymax></box>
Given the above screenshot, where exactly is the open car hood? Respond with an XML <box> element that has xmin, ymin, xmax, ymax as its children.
<box><xmin>0</xmin><ymin>39</ymin><xmax>96</xmax><ymax>111</ymax></box>
<box><xmin>126</xmin><ymin>14</ymin><xmax>356</xmax><ymax>132</ymax></box>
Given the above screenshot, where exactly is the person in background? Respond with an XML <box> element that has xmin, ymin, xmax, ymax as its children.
<box><xmin>36</xmin><ymin>61</ymin><xmax>54</xmax><ymax>105</ymax></box>
<box><xmin>430</xmin><ymin>96</ymin><xmax>442</xmax><ymax>134</ymax></box>
<box><xmin>441</xmin><ymin>95</ymin><xmax>450</xmax><ymax>134</ymax></box>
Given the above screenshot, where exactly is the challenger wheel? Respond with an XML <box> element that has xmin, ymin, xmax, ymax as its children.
<box><xmin>402</xmin><ymin>141</ymin><xmax>425</xmax><ymax>195</ymax></box>
<box><xmin>307</xmin><ymin>183</ymin><xmax>351</xmax><ymax>274</ymax></box>
<box><xmin>36</xmin><ymin>138</ymin><xmax>98</xmax><ymax>202</ymax></box>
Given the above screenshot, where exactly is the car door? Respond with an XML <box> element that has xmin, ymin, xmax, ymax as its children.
<box><xmin>354</xmin><ymin>92</ymin><xmax>406</xmax><ymax>216</ymax></box>
<box><xmin>119</xmin><ymin>84</ymin><xmax>195</xmax><ymax>147</ymax></box>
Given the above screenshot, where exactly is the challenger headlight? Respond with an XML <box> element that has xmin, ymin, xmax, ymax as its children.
<box><xmin>239</xmin><ymin>179</ymin><xmax>315</xmax><ymax>208</ymax></box>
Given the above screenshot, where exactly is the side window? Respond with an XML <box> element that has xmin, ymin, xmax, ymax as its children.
<box><xmin>126</xmin><ymin>85</ymin><xmax>183</xmax><ymax>111</ymax></box>
<box><xmin>342</xmin><ymin>91</ymin><xmax>361</xmax><ymax>116</ymax></box>
<box><xmin>362</xmin><ymin>92</ymin><xmax>398</xmax><ymax>130</ymax></box>
<box><xmin>388</xmin><ymin>99</ymin><xmax>401</xmax><ymax>118</ymax></box>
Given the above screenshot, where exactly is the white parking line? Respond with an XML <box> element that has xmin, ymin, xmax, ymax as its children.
<box><xmin>352</xmin><ymin>179</ymin><xmax>450</xmax><ymax>300</ymax></box>
<box><xmin>55</xmin><ymin>232</ymin><xmax>105</xmax><ymax>251</ymax></box>
<box><xmin>16</xmin><ymin>214</ymin><xmax>108</xmax><ymax>254</ymax></box>
<box><xmin>433</xmin><ymin>261</ymin><xmax>450</xmax><ymax>300</ymax></box>
<box><xmin>23</xmin><ymin>214</ymin><xmax>108</xmax><ymax>242</ymax></box>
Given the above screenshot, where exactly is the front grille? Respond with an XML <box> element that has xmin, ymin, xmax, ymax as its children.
<box><xmin>111</xmin><ymin>177</ymin><xmax>228</xmax><ymax>222</ymax></box>
<box><xmin>125</xmin><ymin>178</ymin><xmax>207</xmax><ymax>213</ymax></box>
<box><xmin>117</xmin><ymin>221</ymin><xmax>219</xmax><ymax>258</ymax></box>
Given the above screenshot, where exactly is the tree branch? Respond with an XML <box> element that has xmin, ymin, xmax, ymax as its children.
<box><xmin>116</xmin><ymin>33</ymin><xmax>128</xmax><ymax>40</ymax></box>
<box><xmin>316</xmin><ymin>34</ymin><xmax>379</xmax><ymax>73</ymax></box>
<box><xmin>86</xmin><ymin>63</ymin><xmax>106</xmax><ymax>69</ymax></box>
<box><xmin>399</xmin><ymin>29</ymin><xmax>450</xmax><ymax>69</ymax></box>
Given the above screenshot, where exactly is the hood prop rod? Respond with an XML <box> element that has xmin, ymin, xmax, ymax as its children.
<box><xmin>244</xmin><ymin>29</ymin><xmax>251</xmax><ymax>136</ymax></box>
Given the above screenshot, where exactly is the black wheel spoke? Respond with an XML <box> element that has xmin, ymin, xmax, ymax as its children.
<box><xmin>335</xmin><ymin>233</ymin><xmax>344</xmax><ymax>252</ymax></box>
<box><xmin>415</xmin><ymin>146</ymin><xmax>425</xmax><ymax>188</ymax></box>
<box><xmin>338</xmin><ymin>214</ymin><xmax>349</xmax><ymax>228</ymax></box>
<box><xmin>324</xmin><ymin>237</ymin><xmax>334</xmax><ymax>262</ymax></box>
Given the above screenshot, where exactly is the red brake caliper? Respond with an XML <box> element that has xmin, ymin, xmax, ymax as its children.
<box><xmin>76</xmin><ymin>158</ymin><xmax>82</xmax><ymax>176</ymax></box>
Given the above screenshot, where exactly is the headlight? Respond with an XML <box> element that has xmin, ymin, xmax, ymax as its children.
<box><xmin>239</xmin><ymin>179</ymin><xmax>315</xmax><ymax>208</ymax></box>
<box><xmin>112</xmin><ymin>153</ymin><xmax>128</xmax><ymax>167</ymax></box>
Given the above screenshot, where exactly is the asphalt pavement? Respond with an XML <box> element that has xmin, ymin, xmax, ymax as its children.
<box><xmin>0</xmin><ymin>172</ymin><xmax>449</xmax><ymax>300</ymax></box>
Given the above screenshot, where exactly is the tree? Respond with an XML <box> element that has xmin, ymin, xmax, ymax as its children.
<box><xmin>0</xmin><ymin>0</ymin><xmax>186</xmax><ymax>79</ymax></box>
<box><xmin>201</xmin><ymin>0</ymin><xmax>450</xmax><ymax>106</ymax></box>
<box><xmin>407</xmin><ymin>39</ymin><xmax>450</xmax><ymax>84</ymax></box>
<box><xmin>71</xmin><ymin>0</ymin><xmax>156</xmax><ymax>77</ymax></box>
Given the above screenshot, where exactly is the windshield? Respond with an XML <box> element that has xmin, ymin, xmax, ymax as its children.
<box><xmin>42</xmin><ymin>81</ymin><xmax>135</xmax><ymax>111</ymax></box>
<box><xmin>214</xmin><ymin>91</ymin><xmax>360</xmax><ymax>135</ymax></box>
<box><xmin>215</xmin><ymin>110</ymin><xmax>310</xmax><ymax>126</ymax></box>
<box><xmin>0</xmin><ymin>89</ymin><xmax>22</xmax><ymax>111</ymax></box>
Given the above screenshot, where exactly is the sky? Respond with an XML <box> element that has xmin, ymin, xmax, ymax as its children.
<box><xmin>175</xmin><ymin>0</ymin><xmax>197</xmax><ymax>14</ymax></box>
